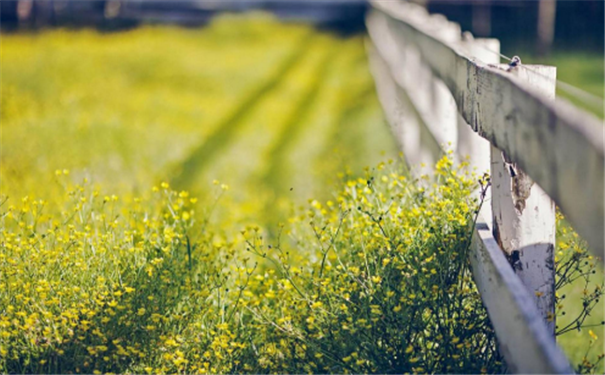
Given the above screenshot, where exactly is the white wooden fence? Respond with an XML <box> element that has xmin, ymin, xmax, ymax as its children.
<box><xmin>365</xmin><ymin>1</ymin><xmax>604</xmax><ymax>373</ymax></box>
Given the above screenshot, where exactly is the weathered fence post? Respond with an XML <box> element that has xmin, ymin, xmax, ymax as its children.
<box><xmin>368</xmin><ymin>1</ymin><xmax>601</xmax><ymax>370</ymax></box>
<box><xmin>491</xmin><ymin>65</ymin><xmax>557</xmax><ymax>334</ymax></box>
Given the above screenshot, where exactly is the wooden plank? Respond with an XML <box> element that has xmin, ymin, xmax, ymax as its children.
<box><xmin>366</xmin><ymin>4</ymin><xmax>574</xmax><ymax>372</ymax></box>
<box><xmin>371</xmin><ymin>0</ymin><xmax>605</xmax><ymax>258</ymax></box>
<box><xmin>457</xmin><ymin>37</ymin><xmax>500</xmax><ymax>227</ymax></box>
<box><xmin>471</xmin><ymin>208</ymin><xmax>573</xmax><ymax>374</ymax></box>
<box><xmin>456</xmin><ymin>37</ymin><xmax>499</xmax><ymax>178</ymax></box>
<box><xmin>366</xmin><ymin>10</ymin><xmax>456</xmax><ymax>152</ymax></box>
<box><xmin>365</xmin><ymin>37</ymin><xmax>442</xmax><ymax>173</ymax></box>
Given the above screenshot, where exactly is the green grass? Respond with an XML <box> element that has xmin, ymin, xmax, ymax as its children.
<box><xmin>1</xmin><ymin>17</ymin><xmax>397</xmax><ymax>228</ymax></box>
<box><xmin>556</xmin><ymin>218</ymin><xmax>604</xmax><ymax>373</ymax></box>
<box><xmin>512</xmin><ymin>50</ymin><xmax>604</xmax><ymax>118</ymax></box>
<box><xmin>558</xmin><ymin>268</ymin><xmax>604</xmax><ymax>372</ymax></box>
<box><xmin>1</xmin><ymin>15</ymin><xmax>602</xmax><ymax>373</ymax></box>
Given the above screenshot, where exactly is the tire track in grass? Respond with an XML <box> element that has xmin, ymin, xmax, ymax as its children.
<box><xmin>170</xmin><ymin>32</ymin><xmax>315</xmax><ymax>189</ymax></box>
<box><xmin>281</xmin><ymin>39</ymin><xmax>396</xmax><ymax>206</ymax></box>
<box><xmin>314</xmin><ymin>50</ymin><xmax>398</xmax><ymax>180</ymax></box>
<box><xmin>201</xmin><ymin>39</ymin><xmax>334</xmax><ymax>232</ymax></box>
<box><xmin>282</xmin><ymin>39</ymin><xmax>372</xmax><ymax>200</ymax></box>
<box><xmin>182</xmin><ymin>37</ymin><xmax>335</xmax><ymax>230</ymax></box>
<box><xmin>260</xmin><ymin>47</ymin><xmax>336</xmax><ymax>197</ymax></box>
<box><xmin>327</xmin><ymin>89</ymin><xmax>396</xmax><ymax>173</ymax></box>
<box><xmin>320</xmin><ymin>86</ymin><xmax>376</xmax><ymax>162</ymax></box>
<box><xmin>256</xmin><ymin>38</ymin><xmax>394</xmax><ymax>232</ymax></box>
<box><xmin>254</xmin><ymin>46</ymin><xmax>336</xmax><ymax>231</ymax></box>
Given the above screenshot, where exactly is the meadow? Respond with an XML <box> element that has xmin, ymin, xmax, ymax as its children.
<box><xmin>523</xmin><ymin>51</ymin><xmax>605</xmax><ymax>118</ymax></box>
<box><xmin>1</xmin><ymin>15</ymin><xmax>603</xmax><ymax>374</ymax></box>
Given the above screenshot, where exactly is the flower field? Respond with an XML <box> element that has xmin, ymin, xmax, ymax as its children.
<box><xmin>1</xmin><ymin>14</ymin><xmax>603</xmax><ymax>374</ymax></box>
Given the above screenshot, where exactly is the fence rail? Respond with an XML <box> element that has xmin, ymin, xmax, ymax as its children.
<box><xmin>366</xmin><ymin>0</ymin><xmax>603</xmax><ymax>372</ymax></box>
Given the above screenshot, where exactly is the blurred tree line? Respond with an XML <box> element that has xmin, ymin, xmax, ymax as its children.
<box><xmin>424</xmin><ymin>0</ymin><xmax>603</xmax><ymax>55</ymax></box>
<box><xmin>2</xmin><ymin>0</ymin><xmax>602</xmax><ymax>55</ymax></box>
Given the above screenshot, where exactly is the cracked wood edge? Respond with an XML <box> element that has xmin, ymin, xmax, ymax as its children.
<box><xmin>370</xmin><ymin>0</ymin><xmax>604</xmax><ymax>258</ymax></box>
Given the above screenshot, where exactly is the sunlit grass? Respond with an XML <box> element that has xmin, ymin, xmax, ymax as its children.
<box><xmin>1</xmin><ymin>17</ymin><xmax>397</xmax><ymax>228</ymax></box>
<box><xmin>1</xmin><ymin>14</ymin><xmax>602</xmax><ymax>374</ymax></box>
<box><xmin>522</xmin><ymin>51</ymin><xmax>604</xmax><ymax>118</ymax></box>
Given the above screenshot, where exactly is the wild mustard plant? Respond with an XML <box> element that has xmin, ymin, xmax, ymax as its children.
<box><xmin>554</xmin><ymin>212</ymin><xmax>605</xmax><ymax>373</ymax></box>
<box><xmin>0</xmin><ymin>175</ymin><xmax>237</xmax><ymax>374</ymax></box>
<box><xmin>1</xmin><ymin>156</ymin><xmax>603</xmax><ymax>374</ymax></box>
<box><xmin>240</xmin><ymin>156</ymin><xmax>503</xmax><ymax>374</ymax></box>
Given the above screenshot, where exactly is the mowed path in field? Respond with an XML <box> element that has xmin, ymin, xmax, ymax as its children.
<box><xmin>1</xmin><ymin>16</ymin><xmax>397</xmax><ymax>229</ymax></box>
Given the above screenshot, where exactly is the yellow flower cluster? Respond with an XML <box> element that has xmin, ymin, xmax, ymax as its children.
<box><xmin>2</xmin><ymin>155</ymin><xmax>602</xmax><ymax>374</ymax></box>
<box><xmin>238</xmin><ymin>156</ymin><xmax>504</xmax><ymax>374</ymax></box>
<box><xmin>0</xmin><ymin>156</ymin><xmax>494</xmax><ymax>374</ymax></box>
<box><xmin>0</xmin><ymin>177</ymin><xmax>238</xmax><ymax>374</ymax></box>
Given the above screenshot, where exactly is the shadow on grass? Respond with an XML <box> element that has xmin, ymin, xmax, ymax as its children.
<box><xmin>170</xmin><ymin>32</ymin><xmax>315</xmax><ymax>189</ymax></box>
